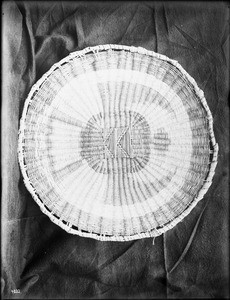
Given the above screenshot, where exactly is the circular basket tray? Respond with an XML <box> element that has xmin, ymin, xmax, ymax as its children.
<box><xmin>18</xmin><ymin>44</ymin><xmax>218</xmax><ymax>241</ymax></box>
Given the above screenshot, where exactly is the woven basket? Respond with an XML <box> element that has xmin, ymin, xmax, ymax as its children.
<box><xmin>18</xmin><ymin>44</ymin><xmax>218</xmax><ymax>241</ymax></box>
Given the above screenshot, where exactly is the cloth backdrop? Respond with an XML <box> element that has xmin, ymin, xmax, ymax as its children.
<box><xmin>2</xmin><ymin>1</ymin><xmax>229</xmax><ymax>299</ymax></box>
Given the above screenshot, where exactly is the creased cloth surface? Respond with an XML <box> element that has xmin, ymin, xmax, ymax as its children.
<box><xmin>2</xmin><ymin>1</ymin><xmax>229</xmax><ymax>299</ymax></box>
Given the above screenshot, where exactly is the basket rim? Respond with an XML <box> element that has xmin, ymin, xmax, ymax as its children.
<box><xmin>17</xmin><ymin>44</ymin><xmax>219</xmax><ymax>241</ymax></box>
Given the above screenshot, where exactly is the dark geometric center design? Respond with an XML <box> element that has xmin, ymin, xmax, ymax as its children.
<box><xmin>80</xmin><ymin>111</ymin><xmax>151</xmax><ymax>174</ymax></box>
<box><xmin>103</xmin><ymin>127</ymin><xmax>132</xmax><ymax>158</ymax></box>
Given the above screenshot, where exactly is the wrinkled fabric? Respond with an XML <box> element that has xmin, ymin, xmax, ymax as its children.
<box><xmin>2</xmin><ymin>1</ymin><xmax>229</xmax><ymax>299</ymax></box>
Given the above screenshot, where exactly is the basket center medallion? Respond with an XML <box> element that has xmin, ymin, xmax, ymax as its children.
<box><xmin>80</xmin><ymin>111</ymin><xmax>151</xmax><ymax>174</ymax></box>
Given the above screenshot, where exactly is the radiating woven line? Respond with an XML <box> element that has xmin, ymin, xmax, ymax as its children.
<box><xmin>18</xmin><ymin>44</ymin><xmax>218</xmax><ymax>241</ymax></box>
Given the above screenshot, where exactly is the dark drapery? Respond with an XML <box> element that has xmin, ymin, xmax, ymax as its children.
<box><xmin>2</xmin><ymin>1</ymin><xmax>229</xmax><ymax>299</ymax></box>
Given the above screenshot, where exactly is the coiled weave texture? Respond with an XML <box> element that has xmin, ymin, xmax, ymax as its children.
<box><xmin>18</xmin><ymin>44</ymin><xmax>218</xmax><ymax>241</ymax></box>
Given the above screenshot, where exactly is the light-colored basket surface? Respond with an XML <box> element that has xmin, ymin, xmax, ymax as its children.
<box><xmin>18</xmin><ymin>44</ymin><xmax>218</xmax><ymax>241</ymax></box>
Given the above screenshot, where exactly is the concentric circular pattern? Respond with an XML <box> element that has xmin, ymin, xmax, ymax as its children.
<box><xmin>18</xmin><ymin>45</ymin><xmax>218</xmax><ymax>241</ymax></box>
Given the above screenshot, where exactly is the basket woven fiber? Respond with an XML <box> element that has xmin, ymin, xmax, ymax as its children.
<box><xmin>18</xmin><ymin>44</ymin><xmax>218</xmax><ymax>241</ymax></box>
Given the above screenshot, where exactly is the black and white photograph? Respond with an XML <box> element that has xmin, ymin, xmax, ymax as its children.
<box><xmin>1</xmin><ymin>1</ymin><xmax>229</xmax><ymax>299</ymax></box>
